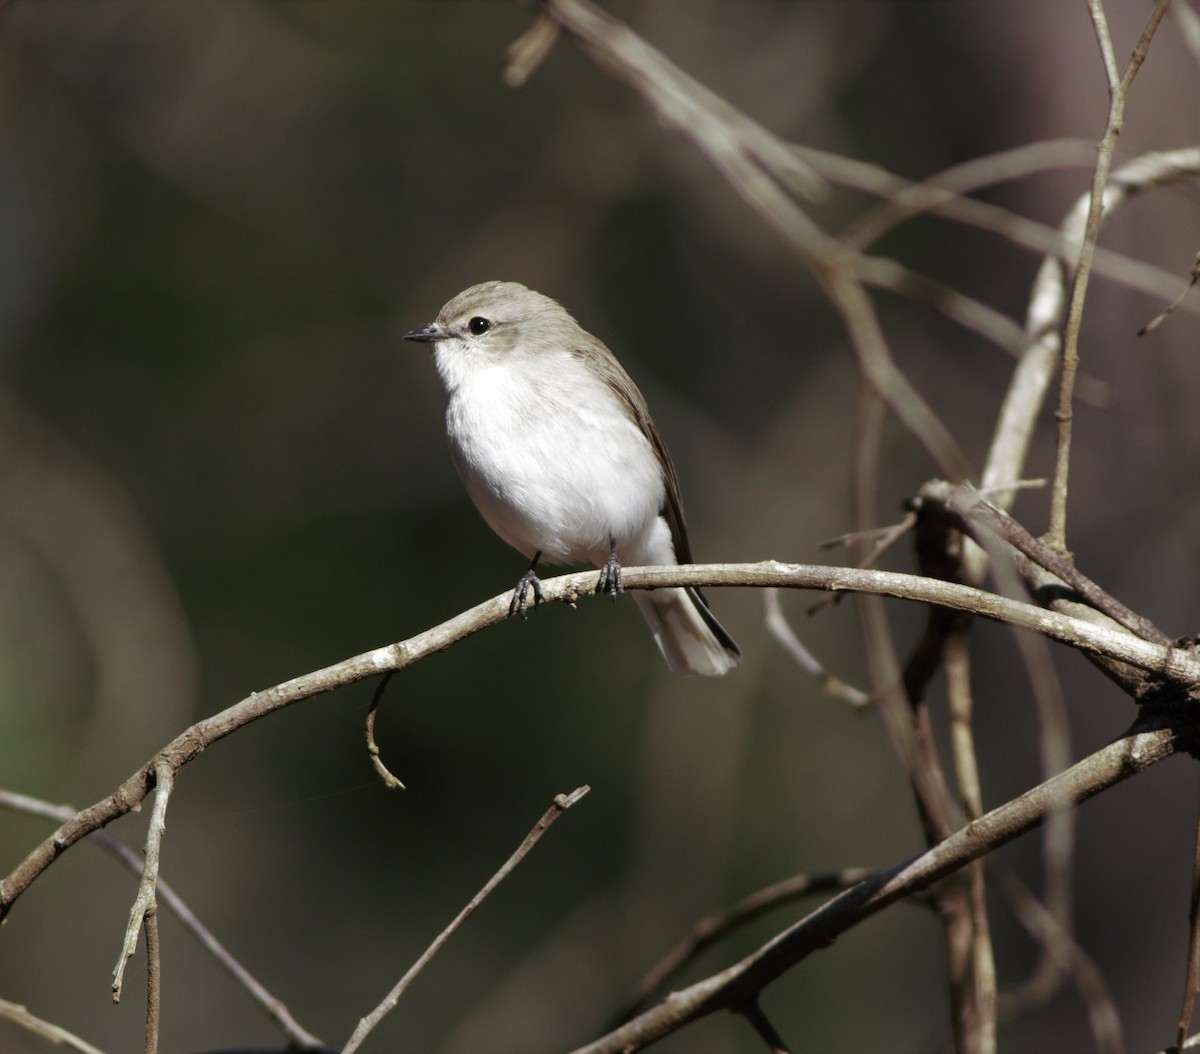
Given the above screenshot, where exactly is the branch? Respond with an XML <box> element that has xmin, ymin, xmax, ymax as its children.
<box><xmin>977</xmin><ymin>146</ymin><xmax>1200</xmax><ymax>514</ymax></box>
<box><xmin>738</xmin><ymin>1000</ymin><xmax>793</xmax><ymax>1054</ymax></box>
<box><xmin>4</xmin><ymin>560</ymin><xmax>1195</xmax><ymax>923</ymax></box>
<box><xmin>916</xmin><ymin>480</ymin><xmax>1172</xmax><ymax>646</ymax></box>
<box><xmin>0</xmin><ymin>998</ymin><xmax>107</xmax><ymax>1054</ymax></box>
<box><xmin>113</xmin><ymin>762</ymin><xmax>174</xmax><ymax>1003</ymax></box>
<box><xmin>1178</xmin><ymin>783</ymin><xmax>1200</xmax><ymax>1049</ymax></box>
<box><xmin>762</xmin><ymin>588</ymin><xmax>870</xmax><ymax>708</ymax></box>
<box><xmin>1048</xmin><ymin>0</ymin><xmax>1173</xmax><ymax>549</ymax></box>
<box><xmin>0</xmin><ymin>789</ymin><xmax>326</xmax><ymax>1048</ymax></box>
<box><xmin>341</xmin><ymin>786</ymin><xmax>590</xmax><ymax>1053</ymax></box>
<box><xmin>512</xmin><ymin>0</ymin><xmax>970</xmax><ymax>479</ymax></box>
<box><xmin>569</xmin><ymin>725</ymin><xmax>1180</xmax><ymax>1054</ymax></box>
<box><xmin>811</xmin><ymin>141</ymin><xmax>1200</xmax><ymax>327</ymax></box>
<box><xmin>615</xmin><ymin>867</ymin><xmax>872</xmax><ymax>1025</ymax></box>
<box><xmin>995</xmin><ymin>870</ymin><xmax>1124</xmax><ymax>1054</ymax></box>
<box><xmin>143</xmin><ymin>910</ymin><xmax>161</xmax><ymax>1054</ymax></box>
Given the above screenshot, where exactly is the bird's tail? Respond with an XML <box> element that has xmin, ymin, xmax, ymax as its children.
<box><xmin>632</xmin><ymin>586</ymin><xmax>741</xmax><ymax>676</ymax></box>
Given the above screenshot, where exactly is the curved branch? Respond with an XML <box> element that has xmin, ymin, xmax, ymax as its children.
<box><xmin>569</xmin><ymin>725</ymin><xmax>1180</xmax><ymax>1054</ymax></box>
<box><xmin>0</xmin><ymin>790</ymin><xmax>327</xmax><ymax>1049</ymax></box>
<box><xmin>3</xmin><ymin>560</ymin><xmax>1194</xmax><ymax>924</ymax></box>
<box><xmin>342</xmin><ymin>786</ymin><xmax>590</xmax><ymax>1053</ymax></box>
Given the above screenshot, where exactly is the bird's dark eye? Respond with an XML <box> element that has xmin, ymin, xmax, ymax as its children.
<box><xmin>468</xmin><ymin>316</ymin><xmax>491</xmax><ymax>335</ymax></box>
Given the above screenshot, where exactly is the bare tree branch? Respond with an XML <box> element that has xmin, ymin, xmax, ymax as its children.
<box><xmin>3</xmin><ymin>559</ymin><xmax>1194</xmax><ymax>927</ymax></box>
<box><xmin>0</xmin><ymin>790</ymin><xmax>326</xmax><ymax>1049</ymax></box>
<box><xmin>569</xmin><ymin>726</ymin><xmax>1180</xmax><ymax>1054</ymax></box>
<box><xmin>995</xmin><ymin>870</ymin><xmax>1125</xmax><ymax>1054</ymax></box>
<box><xmin>341</xmin><ymin>786</ymin><xmax>590</xmax><ymax>1054</ymax></box>
<box><xmin>961</xmin><ymin>146</ymin><xmax>1200</xmax><ymax>520</ymax></box>
<box><xmin>143</xmin><ymin>909</ymin><xmax>161</xmax><ymax>1054</ymax></box>
<box><xmin>514</xmin><ymin>0</ymin><xmax>970</xmax><ymax>478</ymax></box>
<box><xmin>737</xmin><ymin>1000</ymin><xmax>793</xmax><ymax>1054</ymax></box>
<box><xmin>113</xmin><ymin>762</ymin><xmax>174</xmax><ymax>1004</ymax></box>
<box><xmin>945</xmin><ymin>634</ymin><xmax>997</xmax><ymax>1054</ymax></box>
<box><xmin>365</xmin><ymin>671</ymin><xmax>405</xmax><ymax>789</ymax></box>
<box><xmin>1177</xmin><ymin>784</ymin><xmax>1200</xmax><ymax>1050</ymax></box>
<box><xmin>917</xmin><ymin>480</ymin><xmax>1172</xmax><ymax>646</ymax></box>
<box><xmin>0</xmin><ymin>999</ymin><xmax>107</xmax><ymax>1054</ymax></box>
<box><xmin>762</xmin><ymin>588</ymin><xmax>870</xmax><ymax>708</ymax></box>
<box><xmin>1048</xmin><ymin>0</ymin><xmax>1173</xmax><ymax>549</ymax></box>
<box><xmin>615</xmin><ymin>867</ymin><xmax>872</xmax><ymax>1026</ymax></box>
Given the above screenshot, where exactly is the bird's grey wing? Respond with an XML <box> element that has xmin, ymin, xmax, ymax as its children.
<box><xmin>576</xmin><ymin>343</ymin><xmax>695</xmax><ymax>565</ymax></box>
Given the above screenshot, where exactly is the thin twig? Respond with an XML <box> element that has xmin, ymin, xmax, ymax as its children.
<box><xmin>738</xmin><ymin>1000</ymin><xmax>793</xmax><ymax>1054</ymax></box>
<box><xmin>366</xmin><ymin>671</ymin><xmax>405</xmax><ymax>789</ymax></box>
<box><xmin>0</xmin><ymin>789</ymin><xmax>326</xmax><ymax>1048</ymax></box>
<box><xmin>1140</xmin><ymin>252</ymin><xmax>1200</xmax><ymax>335</ymax></box>
<box><xmin>798</xmin><ymin>141</ymin><xmax>1200</xmax><ymax>327</ymax></box>
<box><xmin>1176</xmin><ymin>781</ymin><xmax>1200</xmax><ymax>1050</ymax></box>
<box><xmin>853</xmin><ymin>384</ymin><xmax>958</xmax><ymax>841</ymax></box>
<box><xmin>504</xmin><ymin>8</ymin><xmax>560</xmax><ymax>87</ymax></box>
<box><xmin>569</xmin><ymin>726</ymin><xmax>1179</xmax><ymax>1054</ymax></box>
<box><xmin>615</xmin><ymin>867</ymin><xmax>871</xmax><ymax>1025</ymax></box>
<box><xmin>974</xmin><ymin>149</ymin><xmax>1200</xmax><ymax>520</ymax></box>
<box><xmin>904</xmin><ymin>489</ymin><xmax>992</xmax><ymax>1054</ymax></box>
<box><xmin>1174</xmin><ymin>0</ymin><xmax>1200</xmax><ymax>62</ymax></box>
<box><xmin>945</xmin><ymin>634</ymin><xmax>997</xmax><ymax>1054</ymax></box>
<box><xmin>762</xmin><ymin>589</ymin><xmax>870</xmax><ymax>707</ymax></box>
<box><xmin>517</xmin><ymin>0</ymin><xmax>968</xmax><ymax>479</ymax></box>
<box><xmin>995</xmin><ymin>871</ymin><xmax>1125</xmax><ymax>1054</ymax></box>
<box><xmin>0</xmin><ymin>999</ymin><xmax>107</xmax><ymax>1054</ymax></box>
<box><xmin>808</xmin><ymin>510</ymin><xmax>917</xmax><ymax>616</ymax></box>
<box><xmin>5</xmin><ymin>560</ymin><xmax>1196</xmax><ymax>924</ymax></box>
<box><xmin>840</xmin><ymin>139</ymin><xmax>1096</xmax><ymax>253</ymax></box>
<box><xmin>854</xmin><ymin>384</ymin><xmax>985</xmax><ymax>1054</ymax></box>
<box><xmin>918</xmin><ymin>480</ymin><xmax>1173</xmax><ymax>646</ymax></box>
<box><xmin>1048</xmin><ymin>0</ymin><xmax>1173</xmax><ymax>549</ymax></box>
<box><xmin>144</xmin><ymin>910</ymin><xmax>161</xmax><ymax>1054</ymax></box>
<box><xmin>980</xmin><ymin>530</ymin><xmax>1078</xmax><ymax>1015</ymax></box>
<box><xmin>113</xmin><ymin>762</ymin><xmax>174</xmax><ymax>1003</ymax></box>
<box><xmin>341</xmin><ymin>785</ymin><xmax>590</xmax><ymax>1054</ymax></box>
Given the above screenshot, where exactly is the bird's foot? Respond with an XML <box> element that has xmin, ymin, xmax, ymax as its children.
<box><xmin>596</xmin><ymin>542</ymin><xmax>623</xmax><ymax>599</ymax></box>
<box><xmin>509</xmin><ymin>567</ymin><xmax>544</xmax><ymax>618</ymax></box>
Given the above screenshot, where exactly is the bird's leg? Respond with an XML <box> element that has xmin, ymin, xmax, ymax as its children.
<box><xmin>596</xmin><ymin>537</ymin><xmax>623</xmax><ymax>598</ymax></box>
<box><xmin>509</xmin><ymin>551</ymin><xmax>544</xmax><ymax>618</ymax></box>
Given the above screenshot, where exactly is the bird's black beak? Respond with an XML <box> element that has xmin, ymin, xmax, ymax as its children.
<box><xmin>403</xmin><ymin>326</ymin><xmax>443</xmax><ymax>343</ymax></box>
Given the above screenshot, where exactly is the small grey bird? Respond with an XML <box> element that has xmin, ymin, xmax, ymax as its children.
<box><xmin>404</xmin><ymin>281</ymin><xmax>740</xmax><ymax>676</ymax></box>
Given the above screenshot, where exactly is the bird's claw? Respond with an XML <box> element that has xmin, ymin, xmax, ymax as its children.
<box><xmin>596</xmin><ymin>547</ymin><xmax>623</xmax><ymax>598</ymax></box>
<box><xmin>509</xmin><ymin>569</ymin><xmax>544</xmax><ymax>618</ymax></box>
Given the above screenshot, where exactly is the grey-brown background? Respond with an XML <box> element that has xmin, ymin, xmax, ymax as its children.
<box><xmin>1</xmin><ymin>2</ymin><xmax>1198</xmax><ymax>1051</ymax></box>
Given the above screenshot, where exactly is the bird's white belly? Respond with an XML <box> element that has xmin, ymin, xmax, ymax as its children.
<box><xmin>444</xmin><ymin>365</ymin><xmax>666</xmax><ymax>566</ymax></box>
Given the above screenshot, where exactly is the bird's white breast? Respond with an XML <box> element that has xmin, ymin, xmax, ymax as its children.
<box><xmin>436</xmin><ymin>343</ymin><xmax>666</xmax><ymax>567</ymax></box>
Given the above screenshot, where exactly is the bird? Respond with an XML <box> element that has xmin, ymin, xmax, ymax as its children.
<box><xmin>404</xmin><ymin>281</ymin><xmax>740</xmax><ymax>676</ymax></box>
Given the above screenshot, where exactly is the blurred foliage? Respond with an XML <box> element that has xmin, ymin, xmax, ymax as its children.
<box><xmin>0</xmin><ymin>2</ymin><xmax>1198</xmax><ymax>1052</ymax></box>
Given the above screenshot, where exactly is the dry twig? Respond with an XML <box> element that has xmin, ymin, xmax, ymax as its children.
<box><xmin>143</xmin><ymin>910</ymin><xmax>161</xmax><ymax>1054</ymax></box>
<box><xmin>762</xmin><ymin>589</ymin><xmax>870</xmax><ymax>708</ymax></box>
<box><xmin>0</xmin><ymin>998</ymin><xmax>107</xmax><ymax>1054</ymax></box>
<box><xmin>0</xmin><ymin>789</ymin><xmax>325</xmax><ymax>1048</ymax></box>
<box><xmin>569</xmin><ymin>725</ymin><xmax>1179</xmax><ymax>1054</ymax></box>
<box><xmin>1178</xmin><ymin>788</ymin><xmax>1200</xmax><ymax>1050</ymax></box>
<box><xmin>341</xmin><ymin>786</ymin><xmax>590</xmax><ymax>1053</ymax></box>
<box><xmin>995</xmin><ymin>870</ymin><xmax>1124</xmax><ymax>1054</ymax></box>
<box><xmin>6</xmin><ymin>560</ymin><xmax>1192</xmax><ymax>925</ymax></box>
<box><xmin>366</xmin><ymin>671</ymin><xmax>405</xmax><ymax>789</ymax></box>
<box><xmin>511</xmin><ymin>0</ymin><xmax>969</xmax><ymax>479</ymax></box>
<box><xmin>113</xmin><ymin>762</ymin><xmax>174</xmax><ymax>1004</ymax></box>
<box><xmin>1048</xmin><ymin>0</ymin><xmax>1174</xmax><ymax>549</ymax></box>
<box><xmin>615</xmin><ymin>867</ymin><xmax>872</xmax><ymax>1025</ymax></box>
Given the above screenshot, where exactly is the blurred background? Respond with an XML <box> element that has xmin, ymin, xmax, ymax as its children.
<box><xmin>0</xmin><ymin>1</ymin><xmax>1197</xmax><ymax>1051</ymax></box>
